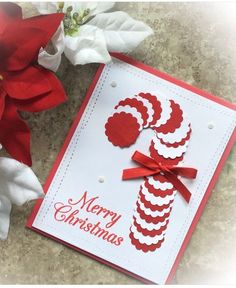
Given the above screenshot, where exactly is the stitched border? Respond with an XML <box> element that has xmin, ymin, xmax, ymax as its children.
<box><xmin>35</xmin><ymin>66</ymin><xmax>111</xmax><ymax>223</ymax></box>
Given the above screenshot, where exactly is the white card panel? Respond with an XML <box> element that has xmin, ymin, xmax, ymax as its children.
<box><xmin>32</xmin><ymin>57</ymin><xmax>236</xmax><ymax>284</ymax></box>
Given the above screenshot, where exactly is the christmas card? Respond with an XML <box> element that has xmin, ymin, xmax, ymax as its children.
<box><xmin>27</xmin><ymin>54</ymin><xmax>236</xmax><ymax>284</ymax></box>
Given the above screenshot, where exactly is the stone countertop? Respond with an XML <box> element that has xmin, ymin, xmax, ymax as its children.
<box><xmin>0</xmin><ymin>2</ymin><xmax>235</xmax><ymax>284</ymax></box>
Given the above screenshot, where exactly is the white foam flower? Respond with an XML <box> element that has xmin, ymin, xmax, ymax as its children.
<box><xmin>0</xmin><ymin>157</ymin><xmax>44</xmax><ymax>240</ymax></box>
<box><xmin>33</xmin><ymin>2</ymin><xmax>153</xmax><ymax>70</ymax></box>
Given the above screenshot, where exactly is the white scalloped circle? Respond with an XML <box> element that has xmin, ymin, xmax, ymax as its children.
<box><xmin>156</xmin><ymin>117</ymin><xmax>191</xmax><ymax>144</ymax></box>
<box><xmin>153</xmin><ymin>136</ymin><xmax>189</xmax><ymax>159</ymax></box>
<box><xmin>151</xmin><ymin>96</ymin><xmax>172</xmax><ymax>128</ymax></box>
<box><xmin>135</xmin><ymin>95</ymin><xmax>154</xmax><ymax>127</ymax></box>
<box><xmin>131</xmin><ymin>224</ymin><xmax>165</xmax><ymax>245</ymax></box>
<box><xmin>134</xmin><ymin>210</ymin><xmax>169</xmax><ymax>230</ymax></box>
<box><xmin>141</xmin><ymin>184</ymin><xmax>176</xmax><ymax>206</ymax></box>
<box><xmin>115</xmin><ymin>105</ymin><xmax>143</xmax><ymax>131</ymax></box>
<box><xmin>148</xmin><ymin>177</ymin><xmax>173</xmax><ymax>190</ymax></box>
<box><xmin>137</xmin><ymin>198</ymin><xmax>173</xmax><ymax>217</ymax></box>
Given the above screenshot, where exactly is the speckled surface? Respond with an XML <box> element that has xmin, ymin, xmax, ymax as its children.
<box><xmin>0</xmin><ymin>2</ymin><xmax>236</xmax><ymax>284</ymax></box>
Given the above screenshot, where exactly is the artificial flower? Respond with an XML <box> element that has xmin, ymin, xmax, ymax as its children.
<box><xmin>0</xmin><ymin>156</ymin><xmax>44</xmax><ymax>240</ymax></box>
<box><xmin>34</xmin><ymin>2</ymin><xmax>153</xmax><ymax>70</ymax></box>
<box><xmin>0</xmin><ymin>2</ymin><xmax>67</xmax><ymax>166</ymax></box>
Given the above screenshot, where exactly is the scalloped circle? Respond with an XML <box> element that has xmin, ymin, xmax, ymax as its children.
<box><xmin>154</xmin><ymin>100</ymin><xmax>183</xmax><ymax>134</ymax></box>
<box><xmin>105</xmin><ymin>112</ymin><xmax>141</xmax><ymax>147</ymax></box>
<box><xmin>115</xmin><ymin>97</ymin><xmax>149</xmax><ymax>127</ymax></box>
<box><xmin>129</xmin><ymin>231</ymin><xmax>165</xmax><ymax>252</ymax></box>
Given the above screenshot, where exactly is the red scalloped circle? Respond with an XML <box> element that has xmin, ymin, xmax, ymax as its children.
<box><xmin>115</xmin><ymin>98</ymin><xmax>149</xmax><ymax>127</ymax></box>
<box><xmin>152</xmin><ymin>173</ymin><xmax>169</xmax><ymax>182</ymax></box>
<box><xmin>129</xmin><ymin>231</ymin><xmax>165</xmax><ymax>252</ymax></box>
<box><xmin>138</xmin><ymin>92</ymin><xmax>162</xmax><ymax>126</ymax></box>
<box><xmin>154</xmin><ymin>100</ymin><xmax>183</xmax><ymax>134</ymax></box>
<box><xmin>149</xmin><ymin>140</ymin><xmax>184</xmax><ymax>166</ymax></box>
<box><xmin>148</xmin><ymin>173</ymin><xmax>167</xmax><ymax>183</ymax></box>
<box><xmin>144</xmin><ymin>179</ymin><xmax>175</xmax><ymax>197</ymax></box>
<box><xmin>105</xmin><ymin>112</ymin><xmax>141</xmax><ymax>147</ymax></box>
<box><xmin>159</xmin><ymin>126</ymin><xmax>192</xmax><ymax>148</ymax></box>
<box><xmin>139</xmin><ymin>191</ymin><xmax>174</xmax><ymax>212</ymax></box>
<box><xmin>139</xmin><ymin>189</ymin><xmax>174</xmax><ymax>212</ymax></box>
<box><xmin>136</xmin><ymin>201</ymin><xmax>172</xmax><ymax>224</ymax></box>
<box><xmin>133</xmin><ymin>217</ymin><xmax>169</xmax><ymax>237</ymax></box>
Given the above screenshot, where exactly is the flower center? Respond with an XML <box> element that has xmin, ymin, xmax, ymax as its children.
<box><xmin>0</xmin><ymin>75</ymin><xmax>3</xmax><ymax>81</ymax></box>
<box><xmin>57</xmin><ymin>2</ymin><xmax>90</xmax><ymax>36</ymax></box>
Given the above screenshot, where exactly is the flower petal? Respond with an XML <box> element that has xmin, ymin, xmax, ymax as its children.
<box><xmin>0</xmin><ymin>88</ymin><xmax>6</xmax><ymax>119</ymax></box>
<box><xmin>0</xmin><ymin>195</ymin><xmax>12</xmax><ymax>240</ymax></box>
<box><xmin>12</xmin><ymin>67</ymin><xmax>67</xmax><ymax>112</ymax></box>
<box><xmin>0</xmin><ymin>2</ymin><xmax>22</xmax><ymax>19</ymax></box>
<box><xmin>87</xmin><ymin>11</ymin><xmax>153</xmax><ymax>52</ymax></box>
<box><xmin>32</xmin><ymin>2</ymin><xmax>57</xmax><ymax>14</ymax></box>
<box><xmin>0</xmin><ymin>98</ymin><xmax>31</xmax><ymax>166</ymax></box>
<box><xmin>0</xmin><ymin>157</ymin><xmax>44</xmax><ymax>206</ymax></box>
<box><xmin>87</xmin><ymin>2</ymin><xmax>115</xmax><ymax>16</ymax></box>
<box><xmin>4</xmin><ymin>66</ymin><xmax>51</xmax><ymax>100</ymax></box>
<box><xmin>71</xmin><ymin>2</ymin><xmax>115</xmax><ymax>17</ymax></box>
<box><xmin>0</xmin><ymin>2</ymin><xmax>22</xmax><ymax>34</ymax></box>
<box><xmin>38</xmin><ymin>23</ymin><xmax>65</xmax><ymax>72</ymax></box>
<box><xmin>64</xmin><ymin>25</ymin><xmax>111</xmax><ymax>65</ymax></box>
<box><xmin>33</xmin><ymin>2</ymin><xmax>114</xmax><ymax>17</ymax></box>
<box><xmin>3</xmin><ymin>13</ymin><xmax>64</xmax><ymax>71</ymax></box>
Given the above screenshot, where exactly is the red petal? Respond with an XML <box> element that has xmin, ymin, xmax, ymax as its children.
<box><xmin>0</xmin><ymin>2</ymin><xmax>22</xmax><ymax>19</ymax></box>
<box><xmin>0</xmin><ymin>3</ymin><xmax>22</xmax><ymax>33</ymax></box>
<box><xmin>2</xmin><ymin>13</ymin><xmax>64</xmax><ymax>71</ymax></box>
<box><xmin>12</xmin><ymin>67</ymin><xmax>67</xmax><ymax>112</ymax></box>
<box><xmin>0</xmin><ymin>87</ymin><xmax>6</xmax><ymax>119</ymax></box>
<box><xmin>21</xmin><ymin>13</ymin><xmax>64</xmax><ymax>45</ymax></box>
<box><xmin>4</xmin><ymin>66</ymin><xmax>51</xmax><ymax>100</ymax></box>
<box><xmin>0</xmin><ymin>2</ymin><xmax>22</xmax><ymax>18</ymax></box>
<box><xmin>0</xmin><ymin>97</ymin><xmax>32</xmax><ymax>166</ymax></box>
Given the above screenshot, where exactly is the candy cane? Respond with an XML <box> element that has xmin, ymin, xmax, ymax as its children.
<box><xmin>105</xmin><ymin>92</ymin><xmax>192</xmax><ymax>252</ymax></box>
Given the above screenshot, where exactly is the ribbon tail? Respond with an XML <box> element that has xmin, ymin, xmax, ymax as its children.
<box><xmin>164</xmin><ymin>173</ymin><xmax>192</xmax><ymax>203</ymax></box>
<box><xmin>172</xmin><ymin>167</ymin><xmax>197</xmax><ymax>179</ymax></box>
<box><xmin>122</xmin><ymin>167</ymin><xmax>161</xmax><ymax>180</ymax></box>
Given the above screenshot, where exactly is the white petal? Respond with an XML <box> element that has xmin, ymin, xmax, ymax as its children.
<box><xmin>87</xmin><ymin>11</ymin><xmax>153</xmax><ymax>52</ymax></box>
<box><xmin>0</xmin><ymin>157</ymin><xmax>44</xmax><ymax>206</ymax></box>
<box><xmin>0</xmin><ymin>195</ymin><xmax>12</xmax><ymax>240</ymax></box>
<box><xmin>32</xmin><ymin>2</ymin><xmax>57</xmax><ymax>14</ymax></box>
<box><xmin>32</xmin><ymin>2</ymin><xmax>114</xmax><ymax>19</ymax></box>
<box><xmin>76</xmin><ymin>2</ymin><xmax>115</xmax><ymax>16</ymax></box>
<box><xmin>38</xmin><ymin>23</ymin><xmax>65</xmax><ymax>72</ymax></box>
<box><xmin>64</xmin><ymin>25</ymin><xmax>111</xmax><ymax>65</ymax></box>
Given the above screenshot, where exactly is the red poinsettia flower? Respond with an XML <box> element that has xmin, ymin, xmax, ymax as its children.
<box><xmin>0</xmin><ymin>2</ymin><xmax>67</xmax><ymax>166</ymax></box>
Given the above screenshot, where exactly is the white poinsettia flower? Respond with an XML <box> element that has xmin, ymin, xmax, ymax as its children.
<box><xmin>0</xmin><ymin>157</ymin><xmax>44</xmax><ymax>240</ymax></box>
<box><xmin>33</xmin><ymin>2</ymin><xmax>153</xmax><ymax>69</ymax></box>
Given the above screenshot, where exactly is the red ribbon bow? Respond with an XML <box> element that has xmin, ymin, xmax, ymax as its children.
<box><xmin>122</xmin><ymin>151</ymin><xmax>197</xmax><ymax>203</ymax></box>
